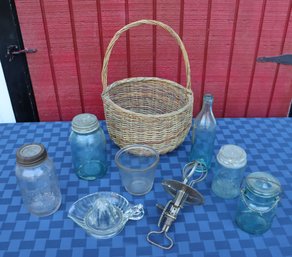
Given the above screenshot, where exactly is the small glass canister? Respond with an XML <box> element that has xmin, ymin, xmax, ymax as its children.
<box><xmin>235</xmin><ymin>172</ymin><xmax>281</xmax><ymax>234</ymax></box>
<box><xmin>15</xmin><ymin>143</ymin><xmax>62</xmax><ymax>216</ymax></box>
<box><xmin>211</xmin><ymin>144</ymin><xmax>247</xmax><ymax>199</ymax></box>
<box><xmin>69</xmin><ymin>113</ymin><xmax>107</xmax><ymax>180</ymax></box>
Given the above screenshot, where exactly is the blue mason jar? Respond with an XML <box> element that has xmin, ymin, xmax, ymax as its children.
<box><xmin>15</xmin><ymin>143</ymin><xmax>62</xmax><ymax>216</ymax></box>
<box><xmin>69</xmin><ymin>113</ymin><xmax>107</xmax><ymax>180</ymax></box>
<box><xmin>235</xmin><ymin>172</ymin><xmax>281</xmax><ymax>234</ymax></box>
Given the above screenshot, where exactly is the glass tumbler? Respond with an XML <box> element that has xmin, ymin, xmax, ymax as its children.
<box><xmin>115</xmin><ymin>145</ymin><xmax>159</xmax><ymax>196</ymax></box>
<box><xmin>211</xmin><ymin>144</ymin><xmax>247</xmax><ymax>199</ymax></box>
<box><xmin>235</xmin><ymin>172</ymin><xmax>281</xmax><ymax>234</ymax></box>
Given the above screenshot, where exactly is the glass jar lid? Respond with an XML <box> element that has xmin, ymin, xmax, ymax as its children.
<box><xmin>217</xmin><ymin>144</ymin><xmax>247</xmax><ymax>169</ymax></box>
<box><xmin>246</xmin><ymin>172</ymin><xmax>281</xmax><ymax>198</ymax></box>
<box><xmin>71</xmin><ymin>113</ymin><xmax>99</xmax><ymax>134</ymax></box>
<box><xmin>16</xmin><ymin>143</ymin><xmax>47</xmax><ymax>166</ymax></box>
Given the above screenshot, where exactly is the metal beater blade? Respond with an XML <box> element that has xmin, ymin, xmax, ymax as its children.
<box><xmin>147</xmin><ymin>161</ymin><xmax>207</xmax><ymax>249</ymax></box>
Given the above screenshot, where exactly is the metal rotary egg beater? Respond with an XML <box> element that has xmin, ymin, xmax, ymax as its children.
<box><xmin>147</xmin><ymin>161</ymin><xmax>207</xmax><ymax>250</ymax></box>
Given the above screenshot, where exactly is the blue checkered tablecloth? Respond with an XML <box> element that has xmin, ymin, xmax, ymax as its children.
<box><xmin>0</xmin><ymin>118</ymin><xmax>291</xmax><ymax>257</ymax></box>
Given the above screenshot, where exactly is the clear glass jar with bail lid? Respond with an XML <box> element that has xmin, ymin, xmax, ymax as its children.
<box><xmin>15</xmin><ymin>143</ymin><xmax>62</xmax><ymax>216</ymax></box>
<box><xmin>69</xmin><ymin>113</ymin><xmax>107</xmax><ymax>180</ymax></box>
<box><xmin>235</xmin><ymin>172</ymin><xmax>281</xmax><ymax>234</ymax></box>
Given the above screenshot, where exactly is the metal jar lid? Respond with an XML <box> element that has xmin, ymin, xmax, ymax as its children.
<box><xmin>246</xmin><ymin>172</ymin><xmax>281</xmax><ymax>198</ymax></box>
<box><xmin>71</xmin><ymin>113</ymin><xmax>99</xmax><ymax>134</ymax></box>
<box><xmin>217</xmin><ymin>144</ymin><xmax>247</xmax><ymax>169</ymax></box>
<box><xmin>16</xmin><ymin>143</ymin><xmax>47</xmax><ymax>166</ymax></box>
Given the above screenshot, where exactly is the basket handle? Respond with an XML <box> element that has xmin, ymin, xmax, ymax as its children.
<box><xmin>101</xmin><ymin>19</ymin><xmax>191</xmax><ymax>91</ymax></box>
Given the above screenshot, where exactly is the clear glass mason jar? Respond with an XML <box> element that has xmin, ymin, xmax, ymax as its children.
<box><xmin>69</xmin><ymin>113</ymin><xmax>107</xmax><ymax>180</ymax></box>
<box><xmin>211</xmin><ymin>144</ymin><xmax>247</xmax><ymax>199</ymax></box>
<box><xmin>235</xmin><ymin>172</ymin><xmax>281</xmax><ymax>234</ymax></box>
<box><xmin>15</xmin><ymin>143</ymin><xmax>62</xmax><ymax>216</ymax></box>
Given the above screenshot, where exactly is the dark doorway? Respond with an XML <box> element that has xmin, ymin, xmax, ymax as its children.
<box><xmin>0</xmin><ymin>0</ymin><xmax>39</xmax><ymax>122</ymax></box>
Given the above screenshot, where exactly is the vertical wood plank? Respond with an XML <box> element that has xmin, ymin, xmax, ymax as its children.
<box><xmin>182</xmin><ymin>0</ymin><xmax>209</xmax><ymax>115</ymax></box>
<box><xmin>128</xmin><ymin>0</ymin><xmax>153</xmax><ymax>77</ymax></box>
<box><xmin>247</xmin><ymin>0</ymin><xmax>290</xmax><ymax>117</ymax></box>
<box><xmin>199</xmin><ymin>0</ymin><xmax>212</xmax><ymax>112</ymax></box>
<box><xmin>222</xmin><ymin>0</ymin><xmax>240</xmax><ymax>117</ymax></box>
<box><xmin>177</xmin><ymin>0</ymin><xmax>185</xmax><ymax>85</ymax></box>
<box><xmin>42</xmin><ymin>0</ymin><xmax>82</xmax><ymax>120</ymax></box>
<box><xmin>71</xmin><ymin>0</ymin><xmax>104</xmax><ymax>118</ymax></box>
<box><xmin>15</xmin><ymin>0</ymin><xmax>60</xmax><ymax>121</ymax></box>
<box><xmin>124</xmin><ymin>0</ymin><xmax>131</xmax><ymax>78</ymax></box>
<box><xmin>269</xmin><ymin>2</ymin><xmax>292</xmax><ymax>117</ymax></box>
<box><xmin>156</xmin><ymin>0</ymin><xmax>181</xmax><ymax>83</ymax></box>
<box><xmin>100</xmin><ymin>0</ymin><xmax>128</xmax><ymax>85</ymax></box>
<box><xmin>153</xmin><ymin>0</ymin><xmax>157</xmax><ymax>77</ymax></box>
<box><xmin>204</xmin><ymin>0</ymin><xmax>237</xmax><ymax>117</ymax></box>
<box><xmin>68</xmin><ymin>0</ymin><xmax>84</xmax><ymax>113</ymax></box>
<box><xmin>225</xmin><ymin>0</ymin><xmax>264</xmax><ymax>117</ymax></box>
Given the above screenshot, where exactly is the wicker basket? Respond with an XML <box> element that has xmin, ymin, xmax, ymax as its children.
<box><xmin>101</xmin><ymin>20</ymin><xmax>193</xmax><ymax>154</ymax></box>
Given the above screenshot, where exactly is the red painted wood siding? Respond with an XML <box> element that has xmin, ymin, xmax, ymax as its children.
<box><xmin>15</xmin><ymin>0</ymin><xmax>292</xmax><ymax>121</ymax></box>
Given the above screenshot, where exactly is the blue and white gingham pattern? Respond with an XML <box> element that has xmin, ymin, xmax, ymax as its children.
<box><xmin>0</xmin><ymin>118</ymin><xmax>291</xmax><ymax>257</ymax></box>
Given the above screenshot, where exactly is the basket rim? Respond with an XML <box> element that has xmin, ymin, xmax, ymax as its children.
<box><xmin>102</xmin><ymin>77</ymin><xmax>193</xmax><ymax>118</ymax></box>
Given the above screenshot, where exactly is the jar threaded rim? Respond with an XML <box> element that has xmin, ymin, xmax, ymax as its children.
<box><xmin>16</xmin><ymin>143</ymin><xmax>47</xmax><ymax>166</ymax></box>
<box><xmin>71</xmin><ymin>113</ymin><xmax>99</xmax><ymax>134</ymax></box>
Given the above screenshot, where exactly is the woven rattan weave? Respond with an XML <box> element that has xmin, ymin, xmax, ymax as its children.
<box><xmin>101</xmin><ymin>20</ymin><xmax>193</xmax><ymax>154</ymax></box>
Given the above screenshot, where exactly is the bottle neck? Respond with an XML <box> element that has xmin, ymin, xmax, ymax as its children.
<box><xmin>200</xmin><ymin>94</ymin><xmax>214</xmax><ymax>114</ymax></box>
<box><xmin>194</xmin><ymin>94</ymin><xmax>216</xmax><ymax>128</ymax></box>
<box><xmin>201</xmin><ymin>101</ymin><xmax>212</xmax><ymax>112</ymax></box>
